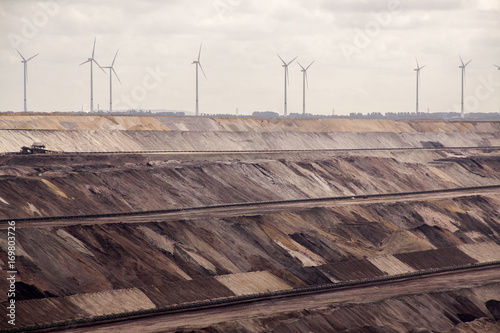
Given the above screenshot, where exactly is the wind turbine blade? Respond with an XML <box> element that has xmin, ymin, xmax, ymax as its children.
<box><xmin>305</xmin><ymin>71</ymin><xmax>309</xmax><ymax>89</ymax></box>
<box><xmin>286</xmin><ymin>56</ymin><xmax>298</xmax><ymax>66</ymax></box>
<box><xmin>79</xmin><ymin>59</ymin><xmax>91</xmax><ymax>66</ymax></box>
<box><xmin>420</xmin><ymin>65</ymin><xmax>425</xmax><ymax>70</ymax></box>
<box><xmin>26</xmin><ymin>53</ymin><xmax>39</xmax><ymax>62</ymax></box>
<box><xmin>93</xmin><ymin>59</ymin><xmax>107</xmax><ymax>74</ymax></box>
<box><xmin>459</xmin><ymin>55</ymin><xmax>464</xmax><ymax>67</ymax></box>
<box><xmin>286</xmin><ymin>66</ymin><xmax>290</xmax><ymax>85</ymax></box>
<box><xmin>16</xmin><ymin>49</ymin><xmax>26</xmax><ymax>61</ymax></box>
<box><xmin>198</xmin><ymin>43</ymin><xmax>202</xmax><ymax>62</ymax></box>
<box><xmin>495</xmin><ymin>65</ymin><xmax>500</xmax><ymax>70</ymax></box>
<box><xmin>306</xmin><ymin>60</ymin><xmax>315</xmax><ymax>70</ymax></box>
<box><xmin>415</xmin><ymin>57</ymin><xmax>419</xmax><ymax>68</ymax></box>
<box><xmin>277</xmin><ymin>54</ymin><xmax>286</xmax><ymax>65</ymax></box>
<box><xmin>465</xmin><ymin>59</ymin><xmax>472</xmax><ymax>67</ymax></box>
<box><xmin>111</xmin><ymin>50</ymin><xmax>119</xmax><ymax>67</ymax></box>
<box><xmin>297</xmin><ymin>62</ymin><xmax>306</xmax><ymax>71</ymax></box>
<box><xmin>112</xmin><ymin>68</ymin><xmax>121</xmax><ymax>84</ymax></box>
<box><xmin>199</xmin><ymin>62</ymin><xmax>207</xmax><ymax>78</ymax></box>
<box><xmin>92</xmin><ymin>37</ymin><xmax>96</xmax><ymax>59</ymax></box>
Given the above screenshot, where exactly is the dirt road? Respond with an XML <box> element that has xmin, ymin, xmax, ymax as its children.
<box><xmin>5</xmin><ymin>185</ymin><xmax>499</xmax><ymax>229</ymax></box>
<box><xmin>56</xmin><ymin>265</ymin><xmax>500</xmax><ymax>333</ymax></box>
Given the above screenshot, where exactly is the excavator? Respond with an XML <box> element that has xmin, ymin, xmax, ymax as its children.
<box><xmin>19</xmin><ymin>142</ymin><xmax>50</xmax><ymax>154</ymax></box>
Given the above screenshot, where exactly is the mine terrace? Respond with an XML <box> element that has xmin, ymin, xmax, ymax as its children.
<box><xmin>0</xmin><ymin>113</ymin><xmax>500</xmax><ymax>332</ymax></box>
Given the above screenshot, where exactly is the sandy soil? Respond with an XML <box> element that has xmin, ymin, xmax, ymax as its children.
<box><xmin>1</xmin><ymin>113</ymin><xmax>500</xmax><ymax>133</ymax></box>
<box><xmin>1</xmin><ymin>116</ymin><xmax>500</xmax><ymax>332</ymax></box>
<box><xmin>1</xmin><ymin>149</ymin><xmax>500</xmax><ymax>219</ymax></box>
<box><xmin>61</xmin><ymin>266</ymin><xmax>500</xmax><ymax>333</ymax></box>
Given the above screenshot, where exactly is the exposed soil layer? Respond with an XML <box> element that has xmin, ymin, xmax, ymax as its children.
<box><xmin>173</xmin><ymin>288</ymin><xmax>500</xmax><ymax>333</ymax></box>
<box><xmin>1</xmin><ymin>114</ymin><xmax>500</xmax><ymax>132</ymax></box>
<box><xmin>47</xmin><ymin>274</ymin><xmax>500</xmax><ymax>333</ymax></box>
<box><xmin>1</xmin><ymin>115</ymin><xmax>500</xmax><ymax>153</ymax></box>
<box><xmin>3</xmin><ymin>129</ymin><xmax>500</xmax><ymax>153</ymax></box>
<box><xmin>1</xmin><ymin>150</ymin><xmax>500</xmax><ymax>219</ymax></box>
<box><xmin>1</xmin><ymin>194</ymin><xmax>500</xmax><ymax>327</ymax></box>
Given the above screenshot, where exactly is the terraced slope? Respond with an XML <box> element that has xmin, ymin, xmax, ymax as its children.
<box><xmin>0</xmin><ymin>150</ymin><xmax>499</xmax><ymax>219</ymax></box>
<box><xmin>0</xmin><ymin>114</ymin><xmax>499</xmax><ymax>331</ymax></box>
<box><xmin>1</xmin><ymin>114</ymin><xmax>500</xmax><ymax>152</ymax></box>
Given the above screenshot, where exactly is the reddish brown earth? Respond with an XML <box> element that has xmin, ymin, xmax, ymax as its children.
<box><xmin>0</xmin><ymin>115</ymin><xmax>500</xmax><ymax>332</ymax></box>
<box><xmin>62</xmin><ymin>268</ymin><xmax>500</xmax><ymax>333</ymax></box>
<box><xmin>0</xmin><ymin>149</ymin><xmax>499</xmax><ymax>219</ymax></box>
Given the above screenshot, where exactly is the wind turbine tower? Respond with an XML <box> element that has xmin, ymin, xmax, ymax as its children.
<box><xmin>16</xmin><ymin>49</ymin><xmax>38</xmax><ymax>112</ymax></box>
<box><xmin>277</xmin><ymin>54</ymin><xmax>297</xmax><ymax>116</ymax></box>
<box><xmin>79</xmin><ymin>37</ymin><xmax>105</xmax><ymax>113</ymax></box>
<box><xmin>298</xmin><ymin>61</ymin><xmax>314</xmax><ymax>115</ymax></box>
<box><xmin>459</xmin><ymin>55</ymin><xmax>471</xmax><ymax>119</ymax></box>
<box><xmin>192</xmin><ymin>43</ymin><xmax>206</xmax><ymax>116</ymax></box>
<box><xmin>102</xmin><ymin>50</ymin><xmax>121</xmax><ymax>112</ymax></box>
<box><xmin>414</xmin><ymin>58</ymin><xmax>425</xmax><ymax>114</ymax></box>
<box><xmin>496</xmin><ymin>65</ymin><xmax>500</xmax><ymax>112</ymax></box>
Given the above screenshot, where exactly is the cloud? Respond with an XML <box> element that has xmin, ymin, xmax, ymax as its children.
<box><xmin>0</xmin><ymin>0</ymin><xmax>499</xmax><ymax>114</ymax></box>
<box><xmin>320</xmin><ymin>0</ymin><xmax>466</xmax><ymax>13</ymax></box>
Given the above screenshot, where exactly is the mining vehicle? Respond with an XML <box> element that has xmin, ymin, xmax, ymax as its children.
<box><xmin>19</xmin><ymin>142</ymin><xmax>50</xmax><ymax>154</ymax></box>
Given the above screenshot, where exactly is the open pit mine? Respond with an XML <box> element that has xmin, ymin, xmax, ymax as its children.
<box><xmin>1</xmin><ymin>113</ymin><xmax>500</xmax><ymax>333</ymax></box>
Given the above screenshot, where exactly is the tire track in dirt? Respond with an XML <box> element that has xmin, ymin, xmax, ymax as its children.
<box><xmin>3</xmin><ymin>185</ymin><xmax>499</xmax><ymax>229</ymax></box>
<box><xmin>28</xmin><ymin>263</ymin><xmax>500</xmax><ymax>333</ymax></box>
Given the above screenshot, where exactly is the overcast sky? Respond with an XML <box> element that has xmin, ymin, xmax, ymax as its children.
<box><xmin>1</xmin><ymin>0</ymin><xmax>499</xmax><ymax>116</ymax></box>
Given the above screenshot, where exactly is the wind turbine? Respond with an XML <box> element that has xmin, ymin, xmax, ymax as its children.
<box><xmin>496</xmin><ymin>65</ymin><xmax>500</xmax><ymax>112</ymax></box>
<box><xmin>192</xmin><ymin>43</ymin><xmax>206</xmax><ymax>116</ymax></box>
<box><xmin>459</xmin><ymin>55</ymin><xmax>471</xmax><ymax>119</ymax></box>
<box><xmin>277</xmin><ymin>54</ymin><xmax>297</xmax><ymax>116</ymax></box>
<box><xmin>16</xmin><ymin>49</ymin><xmax>38</xmax><ymax>112</ymax></box>
<box><xmin>297</xmin><ymin>61</ymin><xmax>314</xmax><ymax>115</ymax></box>
<box><xmin>102</xmin><ymin>50</ymin><xmax>121</xmax><ymax>112</ymax></box>
<box><xmin>79</xmin><ymin>37</ymin><xmax>105</xmax><ymax>112</ymax></box>
<box><xmin>414</xmin><ymin>58</ymin><xmax>425</xmax><ymax>114</ymax></box>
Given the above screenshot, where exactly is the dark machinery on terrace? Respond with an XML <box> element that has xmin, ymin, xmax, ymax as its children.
<box><xmin>19</xmin><ymin>142</ymin><xmax>51</xmax><ymax>154</ymax></box>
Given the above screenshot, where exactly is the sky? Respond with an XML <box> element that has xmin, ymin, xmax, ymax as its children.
<box><xmin>1</xmin><ymin>0</ymin><xmax>500</xmax><ymax>116</ymax></box>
